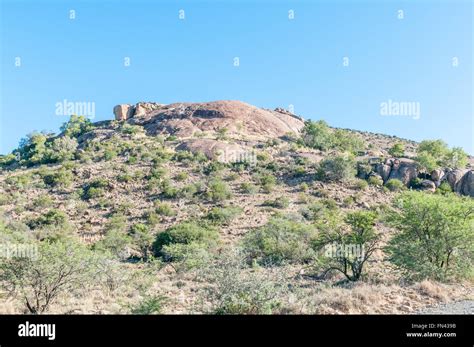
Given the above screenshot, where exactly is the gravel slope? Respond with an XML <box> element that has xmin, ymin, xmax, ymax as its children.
<box><xmin>417</xmin><ymin>300</ymin><xmax>474</xmax><ymax>315</ymax></box>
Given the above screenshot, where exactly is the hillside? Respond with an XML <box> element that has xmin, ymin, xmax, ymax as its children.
<box><xmin>0</xmin><ymin>100</ymin><xmax>472</xmax><ymax>314</ymax></box>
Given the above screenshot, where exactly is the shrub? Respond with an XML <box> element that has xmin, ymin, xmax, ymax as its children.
<box><xmin>415</xmin><ymin>140</ymin><xmax>468</xmax><ymax>171</ymax></box>
<box><xmin>130</xmin><ymin>223</ymin><xmax>154</xmax><ymax>261</ymax></box>
<box><xmin>354</xmin><ymin>179</ymin><xmax>368</xmax><ymax>191</ymax></box>
<box><xmin>0</xmin><ymin>239</ymin><xmax>99</xmax><ymax>313</ymax></box>
<box><xmin>120</xmin><ymin>123</ymin><xmax>143</xmax><ymax>135</ymax></box>
<box><xmin>357</xmin><ymin>162</ymin><xmax>373</xmax><ymax>179</ymax></box>
<box><xmin>5</xmin><ymin>173</ymin><xmax>33</xmax><ymax>189</ymax></box>
<box><xmin>299</xmin><ymin>120</ymin><xmax>333</xmax><ymax>151</ymax></box>
<box><xmin>60</xmin><ymin>115</ymin><xmax>93</xmax><ymax>138</ymax></box>
<box><xmin>313</xmin><ymin>211</ymin><xmax>380</xmax><ymax>281</ymax></box>
<box><xmin>299</xmin><ymin>121</ymin><xmax>364</xmax><ymax>154</ymax></box>
<box><xmin>42</xmin><ymin>168</ymin><xmax>73</xmax><ymax>188</ymax></box>
<box><xmin>17</xmin><ymin>132</ymin><xmax>50</xmax><ymax>167</ymax></box>
<box><xmin>81</xmin><ymin>178</ymin><xmax>110</xmax><ymax>200</ymax></box>
<box><xmin>174</xmin><ymin>150</ymin><xmax>195</xmax><ymax>163</ymax></box>
<box><xmin>206</xmin><ymin>206</ymin><xmax>242</xmax><ymax>225</ymax></box>
<box><xmin>206</xmin><ymin>179</ymin><xmax>232</xmax><ymax>202</ymax></box>
<box><xmin>153</xmin><ymin>222</ymin><xmax>219</xmax><ymax>259</ymax></box>
<box><xmin>32</xmin><ymin>195</ymin><xmax>54</xmax><ymax>209</ymax></box>
<box><xmin>175</xmin><ymin>172</ymin><xmax>188</xmax><ymax>181</ymax></box>
<box><xmin>161</xmin><ymin>242</ymin><xmax>213</xmax><ymax>270</ymax></box>
<box><xmin>154</xmin><ymin>202</ymin><xmax>176</xmax><ymax>216</ymax></box>
<box><xmin>385</xmin><ymin>192</ymin><xmax>474</xmax><ymax>281</ymax></box>
<box><xmin>104</xmin><ymin>150</ymin><xmax>118</xmax><ymax>161</ymax></box>
<box><xmin>0</xmin><ymin>153</ymin><xmax>17</xmax><ymax>167</ymax></box>
<box><xmin>385</xmin><ymin>179</ymin><xmax>405</xmax><ymax>192</ymax></box>
<box><xmin>300</xmin><ymin>201</ymin><xmax>333</xmax><ymax>221</ymax></box>
<box><xmin>44</xmin><ymin>136</ymin><xmax>78</xmax><ymax>163</ymax></box>
<box><xmin>199</xmin><ymin>250</ymin><xmax>286</xmax><ymax>314</ymax></box>
<box><xmin>436</xmin><ymin>181</ymin><xmax>453</xmax><ymax>195</ymax></box>
<box><xmin>317</xmin><ymin>155</ymin><xmax>356</xmax><ymax>182</ymax></box>
<box><xmin>130</xmin><ymin>295</ymin><xmax>167</xmax><ymax>314</ymax></box>
<box><xmin>367</xmin><ymin>175</ymin><xmax>383</xmax><ymax>186</ymax></box>
<box><xmin>159</xmin><ymin>179</ymin><xmax>179</xmax><ymax>199</ymax></box>
<box><xmin>27</xmin><ymin>209</ymin><xmax>68</xmax><ymax>230</ymax></box>
<box><xmin>256</xmin><ymin>173</ymin><xmax>276</xmax><ymax>193</ymax></box>
<box><xmin>243</xmin><ymin>218</ymin><xmax>317</xmax><ymax>265</ymax></box>
<box><xmin>178</xmin><ymin>183</ymin><xmax>200</xmax><ymax>199</ymax></box>
<box><xmin>94</xmin><ymin>230</ymin><xmax>133</xmax><ymax>260</ymax></box>
<box><xmin>388</xmin><ymin>143</ymin><xmax>405</xmax><ymax>157</ymax></box>
<box><xmin>262</xmin><ymin>196</ymin><xmax>290</xmax><ymax>209</ymax></box>
<box><xmin>332</xmin><ymin>129</ymin><xmax>365</xmax><ymax>154</ymax></box>
<box><xmin>409</xmin><ymin>177</ymin><xmax>423</xmax><ymax>189</ymax></box>
<box><xmin>240</xmin><ymin>182</ymin><xmax>258</xmax><ymax>195</ymax></box>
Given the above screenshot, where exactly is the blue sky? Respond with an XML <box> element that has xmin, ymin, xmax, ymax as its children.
<box><xmin>1</xmin><ymin>0</ymin><xmax>472</xmax><ymax>154</ymax></box>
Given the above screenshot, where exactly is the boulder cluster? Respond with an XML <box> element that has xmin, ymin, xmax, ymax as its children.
<box><xmin>364</xmin><ymin>158</ymin><xmax>474</xmax><ymax>196</ymax></box>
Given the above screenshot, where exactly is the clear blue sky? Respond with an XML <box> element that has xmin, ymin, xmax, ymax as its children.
<box><xmin>1</xmin><ymin>0</ymin><xmax>472</xmax><ymax>154</ymax></box>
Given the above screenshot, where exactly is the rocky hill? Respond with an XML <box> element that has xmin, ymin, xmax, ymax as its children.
<box><xmin>0</xmin><ymin>100</ymin><xmax>472</xmax><ymax>315</ymax></box>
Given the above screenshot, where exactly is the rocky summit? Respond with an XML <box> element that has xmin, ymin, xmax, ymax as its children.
<box><xmin>114</xmin><ymin>100</ymin><xmax>305</xmax><ymax>139</ymax></box>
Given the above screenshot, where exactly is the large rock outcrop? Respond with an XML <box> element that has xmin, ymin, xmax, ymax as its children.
<box><xmin>455</xmin><ymin>170</ymin><xmax>474</xmax><ymax>197</ymax></box>
<box><xmin>176</xmin><ymin>139</ymin><xmax>254</xmax><ymax>164</ymax></box>
<box><xmin>375</xmin><ymin>158</ymin><xmax>418</xmax><ymax>185</ymax></box>
<box><xmin>113</xmin><ymin>100</ymin><xmax>305</xmax><ymax>139</ymax></box>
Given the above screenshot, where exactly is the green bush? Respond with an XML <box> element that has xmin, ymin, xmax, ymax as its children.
<box><xmin>17</xmin><ymin>132</ymin><xmax>50</xmax><ymax>167</ymax></box>
<box><xmin>368</xmin><ymin>175</ymin><xmax>383</xmax><ymax>186</ymax></box>
<box><xmin>313</xmin><ymin>210</ymin><xmax>380</xmax><ymax>281</ymax></box>
<box><xmin>388</xmin><ymin>143</ymin><xmax>405</xmax><ymax>157</ymax></box>
<box><xmin>255</xmin><ymin>173</ymin><xmax>276</xmax><ymax>193</ymax></box>
<box><xmin>159</xmin><ymin>179</ymin><xmax>179</xmax><ymax>199</ymax></box>
<box><xmin>42</xmin><ymin>168</ymin><xmax>73</xmax><ymax>188</ymax></box>
<box><xmin>81</xmin><ymin>178</ymin><xmax>110</xmax><ymax>200</ymax></box>
<box><xmin>262</xmin><ymin>196</ymin><xmax>290</xmax><ymax>209</ymax></box>
<box><xmin>120</xmin><ymin>123</ymin><xmax>144</xmax><ymax>135</ymax></box>
<box><xmin>60</xmin><ymin>115</ymin><xmax>93</xmax><ymax>138</ymax></box>
<box><xmin>32</xmin><ymin>195</ymin><xmax>54</xmax><ymax>209</ymax></box>
<box><xmin>130</xmin><ymin>295</ymin><xmax>166</xmax><ymax>314</ymax></box>
<box><xmin>206</xmin><ymin>179</ymin><xmax>232</xmax><ymax>202</ymax></box>
<box><xmin>206</xmin><ymin>206</ymin><xmax>242</xmax><ymax>225</ymax></box>
<box><xmin>0</xmin><ymin>239</ymin><xmax>99</xmax><ymax>313</ymax></box>
<box><xmin>199</xmin><ymin>250</ymin><xmax>285</xmax><ymax>314</ymax></box>
<box><xmin>5</xmin><ymin>173</ymin><xmax>33</xmax><ymax>189</ymax></box>
<box><xmin>27</xmin><ymin>209</ymin><xmax>68</xmax><ymax>230</ymax></box>
<box><xmin>153</xmin><ymin>222</ymin><xmax>219</xmax><ymax>259</ymax></box>
<box><xmin>386</xmin><ymin>192</ymin><xmax>474</xmax><ymax>281</ymax></box>
<box><xmin>161</xmin><ymin>242</ymin><xmax>213</xmax><ymax>270</ymax></box>
<box><xmin>94</xmin><ymin>230</ymin><xmax>132</xmax><ymax>260</ymax></box>
<box><xmin>299</xmin><ymin>120</ymin><xmax>333</xmax><ymax>151</ymax></box>
<box><xmin>240</xmin><ymin>182</ymin><xmax>258</xmax><ymax>195</ymax></box>
<box><xmin>45</xmin><ymin>136</ymin><xmax>78</xmax><ymax>163</ymax></box>
<box><xmin>332</xmin><ymin>129</ymin><xmax>365</xmax><ymax>154</ymax></box>
<box><xmin>130</xmin><ymin>223</ymin><xmax>154</xmax><ymax>261</ymax></box>
<box><xmin>317</xmin><ymin>155</ymin><xmax>356</xmax><ymax>182</ymax></box>
<box><xmin>154</xmin><ymin>202</ymin><xmax>176</xmax><ymax>216</ymax></box>
<box><xmin>243</xmin><ymin>218</ymin><xmax>317</xmax><ymax>265</ymax></box>
<box><xmin>385</xmin><ymin>179</ymin><xmax>406</xmax><ymax>192</ymax></box>
<box><xmin>299</xmin><ymin>120</ymin><xmax>364</xmax><ymax>154</ymax></box>
<box><xmin>175</xmin><ymin>172</ymin><xmax>188</xmax><ymax>181</ymax></box>
<box><xmin>436</xmin><ymin>181</ymin><xmax>453</xmax><ymax>195</ymax></box>
<box><xmin>354</xmin><ymin>179</ymin><xmax>368</xmax><ymax>190</ymax></box>
<box><xmin>415</xmin><ymin>140</ymin><xmax>468</xmax><ymax>171</ymax></box>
